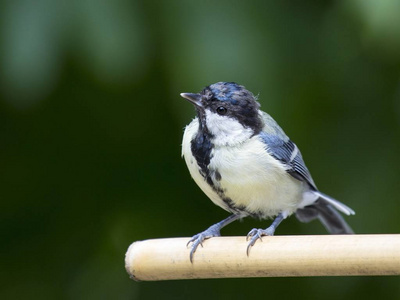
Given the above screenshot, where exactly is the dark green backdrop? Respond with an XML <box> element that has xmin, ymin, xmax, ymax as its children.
<box><xmin>1</xmin><ymin>1</ymin><xmax>399</xmax><ymax>299</ymax></box>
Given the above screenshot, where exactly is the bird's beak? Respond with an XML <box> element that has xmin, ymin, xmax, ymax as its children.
<box><xmin>180</xmin><ymin>93</ymin><xmax>203</xmax><ymax>108</ymax></box>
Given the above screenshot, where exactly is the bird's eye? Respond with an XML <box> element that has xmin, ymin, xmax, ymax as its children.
<box><xmin>216</xmin><ymin>106</ymin><xmax>227</xmax><ymax>115</ymax></box>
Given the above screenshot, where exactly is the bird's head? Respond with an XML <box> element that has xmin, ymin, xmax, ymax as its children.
<box><xmin>181</xmin><ymin>82</ymin><xmax>263</xmax><ymax>144</ymax></box>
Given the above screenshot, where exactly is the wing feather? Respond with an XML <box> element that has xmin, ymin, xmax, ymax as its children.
<box><xmin>259</xmin><ymin>112</ymin><xmax>317</xmax><ymax>189</ymax></box>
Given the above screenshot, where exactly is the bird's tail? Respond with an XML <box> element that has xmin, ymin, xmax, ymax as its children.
<box><xmin>296</xmin><ymin>192</ymin><xmax>355</xmax><ymax>234</ymax></box>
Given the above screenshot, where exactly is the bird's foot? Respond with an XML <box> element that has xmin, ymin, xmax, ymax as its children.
<box><xmin>246</xmin><ymin>226</ymin><xmax>275</xmax><ymax>256</ymax></box>
<box><xmin>187</xmin><ymin>224</ymin><xmax>221</xmax><ymax>263</ymax></box>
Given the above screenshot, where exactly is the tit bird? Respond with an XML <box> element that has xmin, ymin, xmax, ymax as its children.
<box><xmin>181</xmin><ymin>82</ymin><xmax>355</xmax><ymax>262</ymax></box>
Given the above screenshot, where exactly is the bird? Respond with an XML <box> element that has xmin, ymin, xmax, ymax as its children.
<box><xmin>180</xmin><ymin>82</ymin><xmax>355</xmax><ymax>262</ymax></box>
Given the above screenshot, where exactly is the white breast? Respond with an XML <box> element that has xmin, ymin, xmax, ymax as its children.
<box><xmin>210</xmin><ymin>137</ymin><xmax>306</xmax><ymax>217</ymax></box>
<box><xmin>182</xmin><ymin>118</ymin><xmax>307</xmax><ymax>219</ymax></box>
<box><xmin>182</xmin><ymin>118</ymin><xmax>228</xmax><ymax>210</ymax></box>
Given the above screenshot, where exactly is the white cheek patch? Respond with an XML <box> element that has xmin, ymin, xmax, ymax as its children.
<box><xmin>205</xmin><ymin>109</ymin><xmax>253</xmax><ymax>146</ymax></box>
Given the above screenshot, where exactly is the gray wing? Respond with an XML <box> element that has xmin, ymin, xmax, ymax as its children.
<box><xmin>259</xmin><ymin>112</ymin><xmax>317</xmax><ymax>190</ymax></box>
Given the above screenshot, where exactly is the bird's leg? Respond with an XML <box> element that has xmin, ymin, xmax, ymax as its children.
<box><xmin>187</xmin><ymin>214</ymin><xmax>240</xmax><ymax>262</ymax></box>
<box><xmin>246</xmin><ymin>212</ymin><xmax>287</xmax><ymax>255</ymax></box>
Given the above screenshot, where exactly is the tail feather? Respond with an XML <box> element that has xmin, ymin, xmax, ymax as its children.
<box><xmin>314</xmin><ymin>191</ymin><xmax>355</xmax><ymax>216</ymax></box>
<box><xmin>296</xmin><ymin>198</ymin><xmax>354</xmax><ymax>234</ymax></box>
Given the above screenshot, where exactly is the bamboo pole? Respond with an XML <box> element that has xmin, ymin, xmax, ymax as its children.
<box><xmin>125</xmin><ymin>235</ymin><xmax>400</xmax><ymax>281</ymax></box>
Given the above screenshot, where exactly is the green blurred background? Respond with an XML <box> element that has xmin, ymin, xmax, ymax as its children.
<box><xmin>1</xmin><ymin>0</ymin><xmax>400</xmax><ymax>299</ymax></box>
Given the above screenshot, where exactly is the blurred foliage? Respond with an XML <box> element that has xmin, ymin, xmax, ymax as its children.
<box><xmin>1</xmin><ymin>0</ymin><xmax>400</xmax><ymax>299</ymax></box>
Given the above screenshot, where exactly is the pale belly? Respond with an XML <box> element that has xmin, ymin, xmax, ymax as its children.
<box><xmin>182</xmin><ymin>123</ymin><xmax>306</xmax><ymax>219</ymax></box>
<box><xmin>208</xmin><ymin>139</ymin><xmax>306</xmax><ymax>218</ymax></box>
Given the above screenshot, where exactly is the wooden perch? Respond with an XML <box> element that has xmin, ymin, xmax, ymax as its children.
<box><xmin>125</xmin><ymin>234</ymin><xmax>400</xmax><ymax>281</ymax></box>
